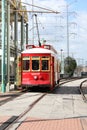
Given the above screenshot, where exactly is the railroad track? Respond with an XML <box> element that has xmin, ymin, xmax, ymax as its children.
<box><xmin>54</xmin><ymin>77</ymin><xmax>87</xmax><ymax>95</ymax></box>
<box><xmin>0</xmin><ymin>93</ymin><xmax>47</xmax><ymax>130</ymax></box>
<box><xmin>0</xmin><ymin>93</ymin><xmax>20</xmax><ymax>106</ymax></box>
<box><xmin>79</xmin><ymin>80</ymin><xmax>87</xmax><ymax>102</ymax></box>
<box><xmin>0</xmin><ymin>77</ymin><xmax>85</xmax><ymax>106</ymax></box>
<box><xmin>0</xmin><ymin>88</ymin><xmax>29</xmax><ymax>106</ymax></box>
<box><xmin>0</xmin><ymin>77</ymin><xmax>87</xmax><ymax>129</ymax></box>
<box><xmin>58</xmin><ymin>77</ymin><xmax>84</xmax><ymax>86</ymax></box>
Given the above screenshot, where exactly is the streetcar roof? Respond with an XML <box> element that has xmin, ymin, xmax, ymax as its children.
<box><xmin>22</xmin><ymin>48</ymin><xmax>56</xmax><ymax>56</ymax></box>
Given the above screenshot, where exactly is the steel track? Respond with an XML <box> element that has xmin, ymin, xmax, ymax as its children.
<box><xmin>59</xmin><ymin>77</ymin><xmax>84</xmax><ymax>86</ymax></box>
<box><xmin>1</xmin><ymin>93</ymin><xmax>47</xmax><ymax>130</ymax></box>
<box><xmin>79</xmin><ymin>80</ymin><xmax>87</xmax><ymax>102</ymax></box>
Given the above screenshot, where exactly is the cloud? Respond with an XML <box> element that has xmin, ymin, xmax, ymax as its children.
<box><xmin>21</xmin><ymin>0</ymin><xmax>87</xmax><ymax>62</ymax></box>
<box><xmin>22</xmin><ymin>0</ymin><xmax>66</xmax><ymax>12</ymax></box>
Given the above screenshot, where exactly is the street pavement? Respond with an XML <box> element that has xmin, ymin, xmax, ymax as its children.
<box><xmin>0</xmin><ymin>78</ymin><xmax>87</xmax><ymax>129</ymax></box>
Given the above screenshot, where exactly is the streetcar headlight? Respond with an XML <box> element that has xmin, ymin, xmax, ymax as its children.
<box><xmin>34</xmin><ymin>76</ymin><xmax>38</xmax><ymax>80</ymax></box>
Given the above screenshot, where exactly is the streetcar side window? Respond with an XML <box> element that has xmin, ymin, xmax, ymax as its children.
<box><xmin>41</xmin><ymin>56</ymin><xmax>50</xmax><ymax>70</ymax></box>
<box><xmin>32</xmin><ymin>56</ymin><xmax>40</xmax><ymax>71</ymax></box>
<box><xmin>22</xmin><ymin>57</ymin><xmax>30</xmax><ymax>71</ymax></box>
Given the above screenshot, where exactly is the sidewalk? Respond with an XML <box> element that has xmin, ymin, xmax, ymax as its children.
<box><xmin>0</xmin><ymin>84</ymin><xmax>15</xmax><ymax>93</ymax></box>
<box><xmin>0</xmin><ymin>116</ymin><xmax>87</xmax><ymax>130</ymax></box>
<box><xmin>16</xmin><ymin>117</ymin><xmax>87</xmax><ymax>130</ymax></box>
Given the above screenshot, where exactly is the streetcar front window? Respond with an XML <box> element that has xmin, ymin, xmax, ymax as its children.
<box><xmin>32</xmin><ymin>56</ymin><xmax>40</xmax><ymax>71</ymax></box>
<box><xmin>41</xmin><ymin>56</ymin><xmax>50</xmax><ymax>71</ymax></box>
<box><xmin>23</xmin><ymin>57</ymin><xmax>30</xmax><ymax>71</ymax></box>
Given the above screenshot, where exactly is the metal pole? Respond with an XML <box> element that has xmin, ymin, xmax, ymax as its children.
<box><xmin>1</xmin><ymin>0</ymin><xmax>6</xmax><ymax>92</ymax></box>
<box><xmin>66</xmin><ymin>0</ymin><xmax>77</xmax><ymax>59</ymax></box>
<box><xmin>14</xmin><ymin>10</ymin><xmax>18</xmax><ymax>89</ymax></box>
<box><xmin>32</xmin><ymin>0</ymin><xmax>34</xmax><ymax>44</ymax></box>
<box><xmin>66</xmin><ymin>5</ymin><xmax>69</xmax><ymax>58</ymax></box>
<box><xmin>60</xmin><ymin>49</ymin><xmax>64</xmax><ymax>76</ymax></box>
<box><xmin>26</xmin><ymin>23</ymin><xmax>28</xmax><ymax>45</ymax></box>
<box><xmin>34</xmin><ymin>14</ymin><xmax>41</xmax><ymax>46</ymax></box>
<box><xmin>7</xmin><ymin>0</ymin><xmax>10</xmax><ymax>91</ymax></box>
<box><xmin>21</xmin><ymin>16</ymin><xmax>24</xmax><ymax>51</ymax></box>
<box><xmin>61</xmin><ymin>49</ymin><xmax>62</xmax><ymax>74</ymax></box>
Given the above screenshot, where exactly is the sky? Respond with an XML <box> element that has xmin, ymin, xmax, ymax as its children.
<box><xmin>21</xmin><ymin>0</ymin><xmax>87</xmax><ymax>66</ymax></box>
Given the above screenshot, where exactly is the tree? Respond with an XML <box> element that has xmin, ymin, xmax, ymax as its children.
<box><xmin>64</xmin><ymin>56</ymin><xmax>77</xmax><ymax>77</ymax></box>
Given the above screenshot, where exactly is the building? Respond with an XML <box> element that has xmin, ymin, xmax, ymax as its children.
<box><xmin>0</xmin><ymin>0</ymin><xmax>28</xmax><ymax>91</ymax></box>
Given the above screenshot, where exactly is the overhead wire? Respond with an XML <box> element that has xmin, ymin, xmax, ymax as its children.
<box><xmin>74</xmin><ymin>12</ymin><xmax>87</xmax><ymax>31</ymax></box>
<box><xmin>25</xmin><ymin>1</ymin><xmax>86</xmax><ymax>43</ymax></box>
<box><xmin>20</xmin><ymin>1</ymin><xmax>59</xmax><ymax>13</ymax></box>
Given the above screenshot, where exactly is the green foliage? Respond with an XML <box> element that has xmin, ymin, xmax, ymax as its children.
<box><xmin>64</xmin><ymin>56</ymin><xmax>77</xmax><ymax>77</ymax></box>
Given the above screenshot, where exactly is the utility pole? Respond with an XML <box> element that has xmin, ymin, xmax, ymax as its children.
<box><xmin>60</xmin><ymin>49</ymin><xmax>64</xmax><ymax>75</ymax></box>
<box><xmin>66</xmin><ymin>5</ymin><xmax>69</xmax><ymax>59</ymax></box>
<box><xmin>66</xmin><ymin>0</ymin><xmax>77</xmax><ymax>59</ymax></box>
<box><xmin>32</xmin><ymin>0</ymin><xmax>34</xmax><ymax>44</ymax></box>
<box><xmin>14</xmin><ymin>6</ymin><xmax>18</xmax><ymax>89</ymax></box>
<box><xmin>7</xmin><ymin>0</ymin><xmax>10</xmax><ymax>91</ymax></box>
<box><xmin>26</xmin><ymin>23</ymin><xmax>28</xmax><ymax>45</ymax></box>
<box><xmin>1</xmin><ymin>0</ymin><xmax>6</xmax><ymax>92</ymax></box>
<box><xmin>66</xmin><ymin>1</ymin><xmax>77</xmax><ymax>67</ymax></box>
<box><xmin>21</xmin><ymin>15</ymin><xmax>24</xmax><ymax>51</ymax></box>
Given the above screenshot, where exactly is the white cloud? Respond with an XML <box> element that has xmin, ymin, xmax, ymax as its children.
<box><xmin>21</xmin><ymin>0</ymin><xmax>87</xmax><ymax>63</ymax></box>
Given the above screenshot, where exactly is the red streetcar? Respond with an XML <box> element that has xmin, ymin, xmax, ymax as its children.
<box><xmin>16</xmin><ymin>44</ymin><xmax>60</xmax><ymax>90</ymax></box>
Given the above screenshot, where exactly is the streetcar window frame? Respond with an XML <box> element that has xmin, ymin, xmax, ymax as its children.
<box><xmin>32</xmin><ymin>56</ymin><xmax>40</xmax><ymax>71</ymax></box>
<box><xmin>41</xmin><ymin>56</ymin><xmax>50</xmax><ymax>71</ymax></box>
<box><xmin>22</xmin><ymin>56</ymin><xmax>30</xmax><ymax>71</ymax></box>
